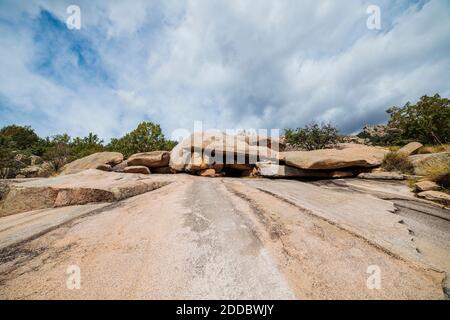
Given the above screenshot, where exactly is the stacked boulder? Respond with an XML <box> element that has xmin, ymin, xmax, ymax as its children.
<box><xmin>169</xmin><ymin>132</ymin><xmax>280</xmax><ymax>177</ymax></box>
<box><xmin>120</xmin><ymin>151</ymin><xmax>172</xmax><ymax>174</ymax></box>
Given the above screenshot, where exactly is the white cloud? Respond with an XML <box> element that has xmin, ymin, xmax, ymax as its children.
<box><xmin>0</xmin><ymin>0</ymin><xmax>449</xmax><ymax>141</ymax></box>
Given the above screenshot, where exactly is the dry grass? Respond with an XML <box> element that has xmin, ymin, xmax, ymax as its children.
<box><xmin>417</xmin><ymin>144</ymin><xmax>450</xmax><ymax>154</ymax></box>
<box><xmin>419</xmin><ymin>159</ymin><xmax>450</xmax><ymax>188</ymax></box>
<box><xmin>381</xmin><ymin>151</ymin><xmax>414</xmax><ymax>174</ymax></box>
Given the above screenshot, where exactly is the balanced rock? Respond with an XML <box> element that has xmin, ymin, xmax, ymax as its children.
<box><xmin>398</xmin><ymin>142</ymin><xmax>423</xmax><ymax>156</ymax></box>
<box><xmin>60</xmin><ymin>152</ymin><xmax>123</xmax><ymax>175</ymax></box>
<box><xmin>280</xmin><ymin>145</ymin><xmax>388</xmax><ymax>170</ymax></box>
<box><xmin>127</xmin><ymin>151</ymin><xmax>170</xmax><ymax>168</ymax></box>
<box><xmin>123</xmin><ymin>166</ymin><xmax>151</xmax><ymax>174</ymax></box>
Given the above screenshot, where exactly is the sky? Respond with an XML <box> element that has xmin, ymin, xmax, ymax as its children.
<box><xmin>0</xmin><ymin>0</ymin><xmax>449</xmax><ymax>141</ymax></box>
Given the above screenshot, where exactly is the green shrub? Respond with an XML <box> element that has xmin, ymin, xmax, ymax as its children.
<box><xmin>386</xmin><ymin>94</ymin><xmax>450</xmax><ymax>145</ymax></box>
<box><xmin>284</xmin><ymin>122</ymin><xmax>340</xmax><ymax>151</ymax></box>
<box><xmin>381</xmin><ymin>151</ymin><xmax>414</xmax><ymax>174</ymax></box>
<box><xmin>108</xmin><ymin>121</ymin><xmax>176</xmax><ymax>158</ymax></box>
<box><xmin>0</xmin><ymin>125</ymin><xmax>40</xmax><ymax>150</ymax></box>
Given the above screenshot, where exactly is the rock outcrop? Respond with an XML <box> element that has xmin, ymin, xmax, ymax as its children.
<box><xmin>0</xmin><ymin>169</ymin><xmax>170</xmax><ymax>217</ymax></box>
<box><xmin>60</xmin><ymin>152</ymin><xmax>124</xmax><ymax>175</ymax></box>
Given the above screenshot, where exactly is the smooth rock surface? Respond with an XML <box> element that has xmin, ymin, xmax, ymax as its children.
<box><xmin>1</xmin><ymin>176</ymin><xmax>446</xmax><ymax>299</ymax></box>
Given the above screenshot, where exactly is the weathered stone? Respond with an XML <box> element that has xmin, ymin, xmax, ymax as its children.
<box><xmin>127</xmin><ymin>151</ymin><xmax>170</xmax><ymax>168</ymax></box>
<box><xmin>417</xmin><ymin>191</ymin><xmax>450</xmax><ymax>205</ymax></box>
<box><xmin>60</xmin><ymin>152</ymin><xmax>124</xmax><ymax>175</ymax></box>
<box><xmin>280</xmin><ymin>145</ymin><xmax>388</xmax><ymax>170</ymax></box>
<box><xmin>123</xmin><ymin>166</ymin><xmax>151</xmax><ymax>174</ymax></box>
<box><xmin>358</xmin><ymin>172</ymin><xmax>405</xmax><ymax>180</ymax></box>
<box><xmin>398</xmin><ymin>142</ymin><xmax>423</xmax><ymax>156</ymax></box>
<box><xmin>0</xmin><ymin>169</ymin><xmax>170</xmax><ymax>217</ymax></box>
<box><xmin>409</xmin><ymin>152</ymin><xmax>450</xmax><ymax>176</ymax></box>
<box><xmin>415</xmin><ymin>181</ymin><xmax>440</xmax><ymax>192</ymax></box>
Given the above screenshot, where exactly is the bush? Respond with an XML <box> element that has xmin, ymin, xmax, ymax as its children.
<box><xmin>284</xmin><ymin>122</ymin><xmax>340</xmax><ymax>151</ymax></box>
<box><xmin>419</xmin><ymin>159</ymin><xmax>450</xmax><ymax>188</ymax></box>
<box><xmin>0</xmin><ymin>125</ymin><xmax>40</xmax><ymax>150</ymax></box>
<box><xmin>381</xmin><ymin>151</ymin><xmax>414</xmax><ymax>174</ymax></box>
<box><xmin>108</xmin><ymin>121</ymin><xmax>176</xmax><ymax>158</ymax></box>
<box><xmin>0</xmin><ymin>146</ymin><xmax>24</xmax><ymax>178</ymax></box>
<box><xmin>386</xmin><ymin>94</ymin><xmax>450</xmax><ymax>145</ymax></box>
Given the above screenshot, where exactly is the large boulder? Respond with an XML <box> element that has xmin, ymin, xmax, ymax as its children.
<box><xmin>398</xmin><ymin>142</ymin><xmax>423</xmax><ymax>156</ymax></box>
<box><xmin>60</xmin><ymin>152</ymin><xmax>124</xmax><ymax>175</ymax></box>
<box><xmin>409</xmin><ymin>152</ymin><xmax>450</xmax><ymax>176</ymax></box>
<box><xmin>127</xmin><ymin>151</ymin><xmax>170</xmax><ymax>168</ymax></box>
<box><xmin>280</xmin><ymin>145</ymin><xmax>388</xmax><ymax>170</ymax></box>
